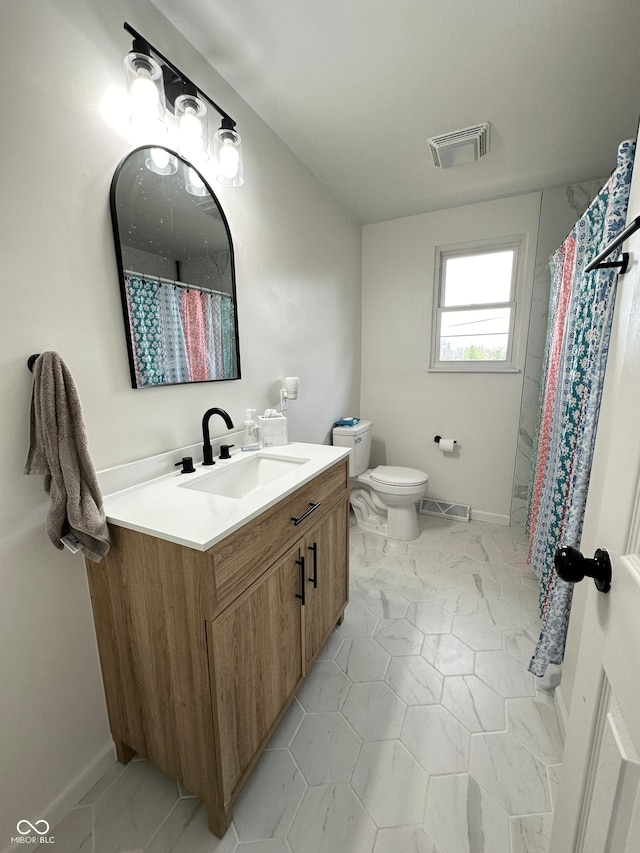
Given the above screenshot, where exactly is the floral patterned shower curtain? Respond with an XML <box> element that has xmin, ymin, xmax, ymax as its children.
<box><xmin>526</xmin><ymin>139</ymin><xmax>635</xmax><ymax>676</ymax></box>
<box><xmin>124</xmin><ymin>275</ymin><xmax>237</xmax><ymax>387</ymax></box>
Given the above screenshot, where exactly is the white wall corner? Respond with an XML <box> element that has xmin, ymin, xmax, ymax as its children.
<box><xmin>2</xmin><ymin>741</ymin><xmax>116</xmax><ymax>853</ymax></box>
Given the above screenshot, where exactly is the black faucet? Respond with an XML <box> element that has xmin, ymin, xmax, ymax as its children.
<box><xmin>202</xmin><ymin>408</ymin><xmax>234</xmax><ymax>466</ymax></box>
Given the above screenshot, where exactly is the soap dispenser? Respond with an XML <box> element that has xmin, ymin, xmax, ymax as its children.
<box><xmin>241</xmin><ymin>408</ymin><xmax>261</xmax><ymax>452</ymax></box>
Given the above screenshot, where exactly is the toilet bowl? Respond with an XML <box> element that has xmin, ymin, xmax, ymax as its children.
<box><xmin>332</xmin><ymin>420</ymin><xmax>429</xmax><ymax>541</ymax></box>
<box><xmin>355</xmin><ymin>465</ymin><xmax>429</xmax><ymax>540</ymax></box>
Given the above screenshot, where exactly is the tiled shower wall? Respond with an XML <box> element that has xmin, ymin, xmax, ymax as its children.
<box><xmin>510</xmin><ymin>181</ymin><xmax>605</xmax><ymax>528</ymax></box>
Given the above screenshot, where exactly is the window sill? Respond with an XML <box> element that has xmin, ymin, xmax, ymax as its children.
<box><xmin>428</xmin><ymin>365</ymin><xmax>521</xmax><ymax>374</ymax></box>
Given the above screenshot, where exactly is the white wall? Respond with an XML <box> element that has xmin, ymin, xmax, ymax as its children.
<box><xmin>0</xmin><ymin>0</ymin><xmax>361</xmax><ymax>844</ymax></box>
<box><xmin>361</xmin><ymin>194</ymin><xmax>541</xmax><ymax>524</ymax></box>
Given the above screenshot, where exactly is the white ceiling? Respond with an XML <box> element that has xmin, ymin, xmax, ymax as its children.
<box><xmin>150</xmin><ymin>0</ymin><xmax>640</xmax><ymax>224</ymax></box>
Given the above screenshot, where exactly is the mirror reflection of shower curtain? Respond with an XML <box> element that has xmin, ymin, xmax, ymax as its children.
<box><xmin>123</xmin><ymin>275</ymin><xmax>235</xmax><ymax>387</ymax></box>
<box><xmin>124</xmin><ymin>275</ymin><xmax>166</xmax><ymax>387</ymax></box>
<box><xmin>525</xmin><ymin>139</ymin><xmax>635</xmax><ymax>676</ymax></box>
<box><xmin>159</xmin><ymin>284</ymin><xmax>189</xmax><ymax>384</ymax></box>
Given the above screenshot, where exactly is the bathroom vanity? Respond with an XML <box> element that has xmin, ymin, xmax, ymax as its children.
<box><xmin>85</xmin><ymin>444</ymin><xmax>350</xmax><ymax>836</ymax></box>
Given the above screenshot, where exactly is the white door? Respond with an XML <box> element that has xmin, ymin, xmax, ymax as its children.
<box><xmin>549</xmin><ymin>150</ymin><xmax>640</xmax><ymax>851</ymax></box>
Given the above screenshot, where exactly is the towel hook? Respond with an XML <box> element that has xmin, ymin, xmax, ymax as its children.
<box><xmin>27</xmin><ymin>353</ymin><xmax>41</xmax><ymax>372</ymax></box>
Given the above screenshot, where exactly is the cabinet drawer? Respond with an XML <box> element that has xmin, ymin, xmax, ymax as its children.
<box><xmin>210</xmin><ymin>459</ymin><xmax>348</xmax><ymax>614</ymax></box>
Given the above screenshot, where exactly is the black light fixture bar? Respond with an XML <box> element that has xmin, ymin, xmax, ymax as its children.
<box><xmin>585</xmin><ymin>214</ymin><xmax>640</xmax><ymax>274</ymax></box>
<box><xmin>123</xmin><ymin>22</ymin><xmax>236</xmax><ymax>129</ymax></box>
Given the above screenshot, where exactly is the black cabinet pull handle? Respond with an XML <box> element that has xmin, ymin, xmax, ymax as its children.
<box><xmin>308</xmin><ymin>543</ymin><xmax>318</xmax><ymax>588</ymax></box>
<box><xmin>295</xmin><ymin>556</ymin><xmax>306</xmax><ymax>605</ymax></box>
<box><xmin>291</xmin><ymin>501</ymin><xmax>321</xmax><ymax>526</ymax></box>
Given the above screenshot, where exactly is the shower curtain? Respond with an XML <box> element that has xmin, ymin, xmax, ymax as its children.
<box><xmin>526</xmin><ymin>139</ymin><xmax>635</xmax><ymax>676</ymax></box>
<box><xmin>124</xmin><ymin>276</ymin><xmax>236</xmax><ymax>386</ymax></box>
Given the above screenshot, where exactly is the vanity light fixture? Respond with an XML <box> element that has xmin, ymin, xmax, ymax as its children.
<box><xmin>123</xmin><ymin>22</ymin><xmax>244</xmax><ymax>186</ymax></box>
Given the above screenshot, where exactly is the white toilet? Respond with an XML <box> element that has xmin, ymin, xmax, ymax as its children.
<box><xmin>332</xmin><ymin>420</ymin><xmax>429</xmax><ymax>541</ymax></box>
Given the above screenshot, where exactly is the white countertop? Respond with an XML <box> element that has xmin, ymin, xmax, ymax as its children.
<box><xmin>102</xmin><ymin>442</ymin><xmax>350</xmax><ymax>552</ymax></box>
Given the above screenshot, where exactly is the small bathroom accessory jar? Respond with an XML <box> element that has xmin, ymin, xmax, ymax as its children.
<box><xmin>241</xmin><ymin>409</ymin><xmax>261</xmax><ymax>451</ymax></box>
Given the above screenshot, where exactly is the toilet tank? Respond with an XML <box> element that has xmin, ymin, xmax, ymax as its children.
<box><xmin>332</xmin><ymin>420</ymin><xmax>372</xmax><ymax>476</ymax></box>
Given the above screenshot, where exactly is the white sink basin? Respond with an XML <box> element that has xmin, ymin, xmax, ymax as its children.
<box><xmin>180</xmin><ymin>453</ymin><xmax>310</xmax><ymax>500</ymax></box>
<box><xmin>101</xmin><ymin>442</ymin><xmax>350</xmax><ymax>551</ymax></box>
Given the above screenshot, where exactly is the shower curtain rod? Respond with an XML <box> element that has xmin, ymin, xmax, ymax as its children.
<box><xmin>585</xmin><ymin>214</ymin><xmax>640</xmax><ymax>274</ymax></box>
<box><xmin>124</xmin><ymin>270</ymin><xmax>231</xmax><ymax>299</ymax></box>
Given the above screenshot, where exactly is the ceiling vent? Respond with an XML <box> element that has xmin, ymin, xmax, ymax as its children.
<box><xmin>196</xmin><ymin>199</ymin><xmax>222</xmax><ymax>219</ymax></box>
<box><xmin>428</xmin><ymin>122</ymin><xmax>490</xmax><ymax>168</ymax></box>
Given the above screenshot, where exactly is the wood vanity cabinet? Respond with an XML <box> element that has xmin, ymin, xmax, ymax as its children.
<box><xmin>85</xmin><ymin>457</ymin><xmax>349</xmax><ymax>837</ymax></box>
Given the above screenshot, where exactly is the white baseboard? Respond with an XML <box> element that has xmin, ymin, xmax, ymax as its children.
<box><xmin>3</xmin><ymin>741</ymin><xmax>116</xmax><ymax>853</ymax></box>
<box><xmin>48</xmin><ymin>740</ymin><xmax>117</xmax><ymax>828</ymax></box>
<box><xmin>469</xmin><ymin>509</ymin><xmax>511</xmax><ymax>527</ymax></box>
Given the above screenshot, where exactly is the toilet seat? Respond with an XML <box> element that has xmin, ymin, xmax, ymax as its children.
<box><xmin>370</xmin><ymin>465</ymin><xmax>429</xmax><ymax>487</ymax></box>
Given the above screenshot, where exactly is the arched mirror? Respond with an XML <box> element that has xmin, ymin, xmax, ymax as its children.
<box><xmin>110</xmin><ymin>145</ymin><xmax>241</xmax><ymax>388</ymax></box>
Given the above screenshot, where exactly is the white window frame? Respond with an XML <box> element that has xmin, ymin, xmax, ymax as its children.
<box><xmin>430</xmin><ymin>237</ymin><xmax>523</xmax><ymax>373</ymax></box>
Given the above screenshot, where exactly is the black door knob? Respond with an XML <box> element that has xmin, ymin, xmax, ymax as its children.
<box><xmin>554</xmin><ymin>545</ymin><xmax>612</xmax><ymax>593</ymax></box>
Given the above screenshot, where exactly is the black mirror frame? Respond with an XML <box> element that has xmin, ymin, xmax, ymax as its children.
<box><xmin>109</xmin><ymin>145</ymin><xmax>241</xmax><ymax>389</ymax></box>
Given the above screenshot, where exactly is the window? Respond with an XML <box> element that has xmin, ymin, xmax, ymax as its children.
<box><xmin>432</xmin><ymin>241</ymin><xmax>520</xmax><ymax>371</ymax></box>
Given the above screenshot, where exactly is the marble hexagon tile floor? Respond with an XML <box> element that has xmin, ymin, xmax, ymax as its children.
<box><xmin>54</xmin><ymin>516</ymin><xmax>564</xmax><ymax>853</ymax></box>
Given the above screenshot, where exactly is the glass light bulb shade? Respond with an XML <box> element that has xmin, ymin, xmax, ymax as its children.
<box><xmin>124</xmin><ymin>51</ymin><xmax>163</xmax><ymax>82</ymax></box>
<box><xmin>174</xmin><ymin>94</ymin><xmax>207</xmax><ymax>120</ymax></box>
<box><xmin>213</xmin><ymin>127</ymin><xmax>244</xmax><ymax>187</ymax></box>
<box><xmin>218</xmin><ymin>139</ymin><xmax>239</xmax><ymax>177</ymax></box>
<box><xmin>175</xmin><ymin>94</ymin><xmax>209</xmax><ymax>163</ymax></box>
<box><xmin>131</xmin><ymin>74</ymin><xmax>159</xmax><ymax>106</ymax></box>
<box><xmin>179</xmin><ymin>109</ymin><xmax>204</xmax><ymax>140</ymax></box>
<box><xmin>145</xmin><ymin>147</ymin><xmax>178</xmax><ymax>175</ymax></box>
<box><xmin>124</xmin><ymin>53</ymin><xmax>163</xmax><ymax>103</ymax></box>
<box><xmin>123</xmin><ymin>51</ymin><xmax>167</xmax><ymax>136</ymax></box>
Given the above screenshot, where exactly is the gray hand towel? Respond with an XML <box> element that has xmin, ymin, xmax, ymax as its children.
<box><xmin>24</xmin><ymin>352</ymin><xmax>110</xmax><ymax>562</ymax></box>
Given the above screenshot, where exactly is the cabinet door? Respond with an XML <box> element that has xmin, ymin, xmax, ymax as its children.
<box><xmin>303</xmin><ymin>496</ymin><xmax>349</xmax><ymax>670</ymax></box>
<box><xmin>208</xmin><ymin>549</ymin><xmax>304</xmax><ymax>802</ymax></box>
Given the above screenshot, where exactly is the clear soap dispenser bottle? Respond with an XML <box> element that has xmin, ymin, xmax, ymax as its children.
<box><xmin>241</xmin><ymin>408</ymin><xmax>261</xmax><ymax>451</ymax></box>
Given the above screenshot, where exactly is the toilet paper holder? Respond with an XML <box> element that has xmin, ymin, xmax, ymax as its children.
<box><xmin>434</xmin><ymin>435</ymin><xmax>457</xmax><ymax>445</ymax></box>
